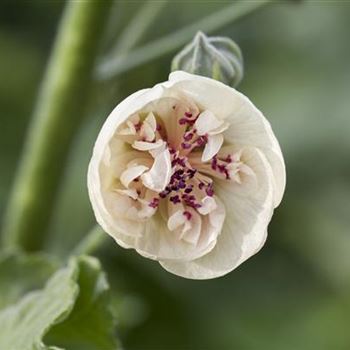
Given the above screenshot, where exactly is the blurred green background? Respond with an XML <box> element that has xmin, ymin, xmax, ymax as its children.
<box><xmin>1</xmin><ymin>1</ymin><xmax>350</xmax><ymax>349</ymax></box>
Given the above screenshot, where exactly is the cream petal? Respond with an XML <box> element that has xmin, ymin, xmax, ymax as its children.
<box><xmin>107</xmin><ymin>151</ymin><xmax>150</xmax><ymax>179</ymax></box>
<box><xmin>168</xmin><ymin>209</ymin><xmax>187</xmax><ymax>231</ymax></box>
<box><xmin>132</xmin><ymin>139</ymin><xmax>164</xmax><ymax>152</ymax></box>
<box><xmin>168</xmin><ymin>71</ymin><xmax>285</xmax><ymax>207</ymax></box>
<box><xmin>197</xmin><ymin>196</ymin><xmax>217</xmax><ymax>215</ymax></box>
<box><xmin>140</xmin><ymin>120</ymin><xmax>155</xmax><ymax>141</ymax></box>
<box><xmin>137</xmin><ymin>202</ymin><xmax>157</xmax><ymax>220</ymax></box>
<box><xmin>110</xmin><ymin>198</ymin><xmax>221</xmax><ymax>262</ymax></box>
<box><xmin>118</xmin><ymin>124</ymin><xmax>136</xmax><ymax>136</ymax></box>
<box><xmin>145</xmin><ymin>112</ymin><xmax>157</xmax><ymax>130</ymax></box>
<box><xmin>120</xmin><ymin>165</ymin><xmax>148</xmax><ymax>188</ymax></box>
<box><xmin>115</xmin><ymin>188</ymin><xmax>138</xmax><ymax>200</ymax></box>
<box><xmin>209</xmin><ymin>122</ymin><xmax>229</xmax><ymax>135</ymax></box>
<box><xmin>141</xmin><ymin>96</ymin><xmax>199</xmax><ymax>149</ymax></box>
<box><xmin>87</xmin><ymin>85</ymin><xmax>176</xmax><ymax>242</ymax></box>
<box><xmin>180</xmin><ymin>208</ymin><xmax>202</xmax><ymax>245</ymax></box>
<box><xmin>160</xmin><ymin>148</ymin><xmax>274</xmax><ymax>279</ymax></box>
<box><xmin>100</xmin><ymin>192</ymin><xmax>144</xmax><ymax>237</ymax></box>
<box><xmin>141</xmin><ymin>148</ymin><xmax>171</xmax><ymax>192</ymax></box>
<box><xmin>202</xmin><ymin>134</ymin><xmax>224</xmax><ymax>162</ymax></box>
<box><xmin>149</xmin><ymin>140</ymin><xmax>167</xmax><ymax>158</ymax></box>
<box><xmin>122</xmin><ymin>212</ymin><xmax>214</xmax><ymax>262</ymax></box>
<box><xmin>195</xmin><ymin>110</ymin><xmax>223</xmax><ymax>135</ymax></box>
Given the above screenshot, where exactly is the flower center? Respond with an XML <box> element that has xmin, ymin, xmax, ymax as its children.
<box><xmin>157</xmin><ymin>149</ymin><xmax>214</xmax><ymax>211</ymax></box>
<box><xmin>114</xmin><ymin>98</ymin><xmax>250</xmax><ymax>229</ymax></box>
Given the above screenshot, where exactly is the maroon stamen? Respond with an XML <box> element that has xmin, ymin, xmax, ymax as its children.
<box><xmin>134</xmin><ymin>122</ymin><xmax>142</xmax><ymax>132</ymax></box>
<box><xmin>181</xmin><ymin>142</ymin><xmax>191</xmax><ymax>149</ymax></box>
<box><xmin>224</xmin><ymin>154</ymin><xmax>232</xmax><ymax>163</ymax></box>
<box><xmin>183</xmin><ymin>132</ymin><xmax>193</xmax><ymax>141</ymax></box>
<box><xmin>206</xmin><ymin>184</ymin><xmax>214</xmax><ymax>197</ymax></box>
<box><xmin>184</xmin><ymin>185</ymin><xmax>193</xmax><ymax>193</ymax></box>
<box><xmin>170</xmin><ymin>195</ymin><xmax>181</xmax><ymax>204</ymax></box>
<box><xmin>196</xmin><ymin>135</ymin><xmax>208</xmax><ymax>146</ymax></box>
<box><xmin>149</xmin><ymin>198</ymin><xmax>160</xmax><ymax>208</ymax></box>
<box><xmin>183</xmin><ymin>211</ymin><xmax>192</xmax><ymax>220</ymax></box>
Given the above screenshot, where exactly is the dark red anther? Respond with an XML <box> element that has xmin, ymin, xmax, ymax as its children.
<box><xmin>187</xmin><ymin>169</ymin><xmax>196</xmax><ymax>178</ymax></box>
<box><xmin>224</xmin><ymin>154</ymin><xmax>232</xmax><ymax>163</ymax></box>
<box><xmin>178</xmin><ymin>158</ymin><xmax>186</xmax><ymax>167</ymax></box>
<box><xmin>197</xmin><ymin>135</ymin><xmax>208</xmax><ymax>146</ymax></box>
<box><xmin>183</xmin><ymin>211</ymin><xmax>192</xmax><ymax>220</ymax></box>
<box><xmin>170</xmin><ymin>195</ymin><xmax>181</xmax><ymax>204</ymax></box>
<box><xmin>159</xmin><ymin>191</ymin><xmax>168</xmax><ymax>198</ymax></box>
<box><xmin>183</xmin><ymin>132</ymin><xmax>193</xmax><ymax>141</ymax></box>
<box><xmin>184</xmin><ymin>186</ymin><xmax>193</xmax><ymax>194</ymax></box>
<box><xmin>206</xmin><ymin>184</ymin><xmax>214</xmax><ymax>197</ymax></box>
<box><xmin>181</xmin><ymin>142</ymin><xmax>191</xmax><ymax>149</ymax></box>
<box><xmin>134</xmin><ymin>122</ymin><xmax>142</xmax><ymax>132</ymax></box>
<box><xmin>178</xmin><ymin>180</ymin><xmax>186</xmax><ymax>189</ymax></box>
<box><xmin>149</xmin><ymin>198</ymin><xmax>160</xmax><ymax>208</ymax></box>
<box><xmin>218</xmin><ymin>164</ymin><xmax>226</xmax><ymax>173</ymax></box>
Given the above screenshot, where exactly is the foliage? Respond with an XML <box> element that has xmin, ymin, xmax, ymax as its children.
<box><xmin>0</xmin><ymin>255</ymin><xmax>119</xmax><ymax>350</ymax></box>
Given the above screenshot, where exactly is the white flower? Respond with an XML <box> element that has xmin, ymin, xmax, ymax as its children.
<box><xmin>88</xmin><ymin>71</ymin><xmax>286</xmax><ymax>279</ymax></box>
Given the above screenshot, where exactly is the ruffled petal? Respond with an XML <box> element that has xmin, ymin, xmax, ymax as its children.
<box><xmin>132</xmin><ymin>139</ymin><xmax>164</xmax><ymax>152</ymax></box>
<box><xmin>160</xmin><ymin>147</ymin><xmax>274</xmax><ymax>279</ymax></box>
<box><xmin>202</xmin><ymin>134</ymin><xmax>224</xmax><ymax>162</ymax></box>
<box><xmin>120</xmin><ymin>165</ymin><xmax>148</xmax><ymax>188</ymax></box>
<box><xmin>197</xmin><ymin>196</ymin><xmax>217</xmax><ymax>215</ymax></box>
<box><xmin>195</xmin><ymin>110</ymin><xmax>223</xmax><ymax>135</ymax></box>
<box><xmin>169</xmin><ymin>71</ymin><xmax>285</xmax><ymax>207</ymax></box>
<box><xmin>141</xmin><ymin>148</ymin><xmax>172</xmax><ymax>192</ymax></box>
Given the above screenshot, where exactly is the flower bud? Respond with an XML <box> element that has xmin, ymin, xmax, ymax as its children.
<box><xmin>171</xmin><ymin>31</ymin><xmax>244</xmax><ymax>88</ymax></box>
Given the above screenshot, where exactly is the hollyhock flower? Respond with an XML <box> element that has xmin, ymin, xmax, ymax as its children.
<box><xmin>88</xmin><ymin>71</ymin><xmax>285</xmax><ymax>279</ymax></box>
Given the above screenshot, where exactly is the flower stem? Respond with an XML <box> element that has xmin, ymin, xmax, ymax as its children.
<box><xmin>1</xmin><ymin>0</ymin><xmax>112</xmax><ymax>251</ymax></box>
<box><xmin>96</xmin><ymin>0</ymin><xmax>273</xmax><ymax>80</ymax></box>
<box><xmin>110</xmin><ymin>0</ymin><xmax>168</xmax><ymax>56</ymax></box>
<box><xmin>72</xmin><ymin>225</ymin><xmax>107</xmax><ymax>257</ymax></box>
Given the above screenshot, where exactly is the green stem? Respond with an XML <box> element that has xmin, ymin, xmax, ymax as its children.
<box><xmin>1</xmin><ymin>0</ymin><xmax>112</xmax><ymax>251</ymax></box>
<box><xmin>96</xmin><ymin>0</ymin><xmax>273</xmax><ymax>80</ymax></box>
<box><xmin>71</xmin><ymin>3</ymin><xmax>170</xmax><ymax>258</ymax></box>
<box><xmin>72</xmin><ymin>225</ymin><xmax>107</xmax><ymax>256</ymax></box>
<box><xmin>111</xmin><ymin>0</ymin><xmax>168</xmax><ymax>56</ymax></box>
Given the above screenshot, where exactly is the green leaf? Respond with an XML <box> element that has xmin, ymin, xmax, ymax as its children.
<box><xmin>0</xmin><ymin>257</ymin><xmax>78</xmax><ymax>350</ymax></box>
<box><xmin>45</xmin><ymin>256</ymin><xmax>120</xmax><ymax>350</ymax></box>
<box><xmin>0</xmin><ymin>251</ymin><xmax>59</xmax><ymax>309</ymax></box>
<box><xmin>0</xmin><ymin>255</ymin><xmax>119</xmax><ymax>350</ymax></box>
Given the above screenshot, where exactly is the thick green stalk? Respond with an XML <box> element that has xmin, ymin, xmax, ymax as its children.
<box><xmin>96</xmin><ymin>0</ymin><xmax>273</xmax><ymax>80</ymax></box>
<box><xmin>1</xmin><ymin>0</ymin><xmax>112</xmax><ymax>251</ymax></box>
